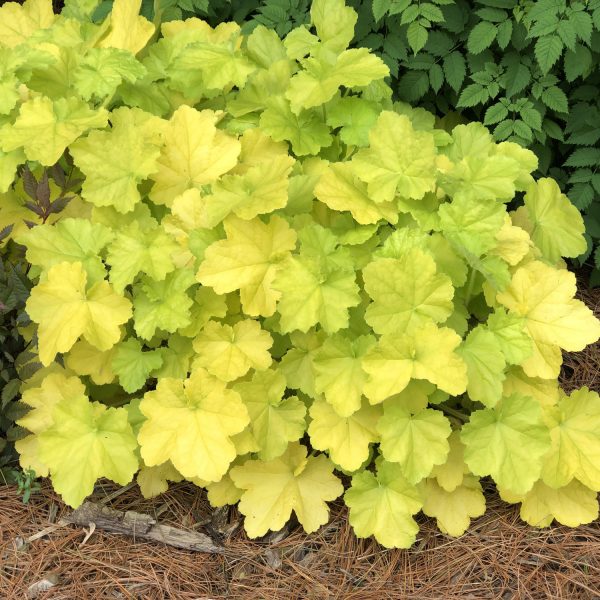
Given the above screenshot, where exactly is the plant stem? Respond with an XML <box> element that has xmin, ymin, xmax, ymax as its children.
<box><xmin>464</xmin><ymin>268</ymin><xmax>477</xmax><ymax>306</ymax></box>
<box><xmin>440</xmin><ymin>404</ymin><xmax>469</xmax><ymax>422</ymax></box>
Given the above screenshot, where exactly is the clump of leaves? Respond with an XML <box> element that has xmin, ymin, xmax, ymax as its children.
<box><xmin>351</xmin><ymin>0</ymin><xmax>600</xmax><ymax>283</ymax></box>
<box><xmin>2</xmin><ymin>0</ymin><xmax>600</xmax><ymax>548</ymax></box>
<box><xmin>103</xmin><ymin>0</ymin><xmax>600</xmax><ymax>282</ymax></box>
<box><xmin>239</xmin><ymin>0</ymin><xmax>599</xmax><ymax>287</ymax></box>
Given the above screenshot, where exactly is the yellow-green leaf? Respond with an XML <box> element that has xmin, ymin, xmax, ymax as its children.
<box><xmin>138</xmin><ymin>369</ymin><xmax>249</xmax><ymax>482</ymax></box>
<box><xmin>230</xmin><ymin>442</ymin><xmax>343</xmax><ymax>537</ymax></box>
<box><xmin>192</xmin><ymin>319</ymin><xmax>272</xmax><ymax>382</ymax></box>
<box><xmin>26</xmin><ymin>262</ymin><xmax>132</xmax><ymax>365</ymax></box>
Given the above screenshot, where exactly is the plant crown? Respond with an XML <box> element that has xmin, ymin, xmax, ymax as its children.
<box><xmin>1</xmin><ymin>0</ymin><xmax>600</xmax><ymax>546</ymax></box>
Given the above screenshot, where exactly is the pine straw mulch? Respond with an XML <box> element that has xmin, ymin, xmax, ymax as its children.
<box><xmin>1</xmin><ymin>479</ymin><xmax>599</xmax><ymax>600</ymax></box>
<box><xmin>1</xmin><ymin>282</ymin><xmax>600</xmax><ymax>600</ymax></box>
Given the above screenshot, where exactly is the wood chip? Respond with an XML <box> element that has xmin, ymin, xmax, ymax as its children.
<box><xmin>62</xmin><ymin>501</ymin><xmax>224</xmax><ymax>553</ymax></box>
<box><xmin>27</xmin><ymin>573</ymin><xmax>60</xmax><ymax>598</ymax></box>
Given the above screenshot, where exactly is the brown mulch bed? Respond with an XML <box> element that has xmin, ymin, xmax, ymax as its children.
<box><xmin>1</xmin><ymin>480</ymin><xmax>600</xmax><ymax>600</ymax></box>
<box><xmin>1</xmin><ymin>283</ymin><xmax>600</xmax><ymax>600</ymax></box>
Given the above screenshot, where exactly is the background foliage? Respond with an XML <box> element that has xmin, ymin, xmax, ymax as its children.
<box><xmin>113</xmin><ymin>0</ymin><xmax>600</xmax><ymax>282</ymax></box>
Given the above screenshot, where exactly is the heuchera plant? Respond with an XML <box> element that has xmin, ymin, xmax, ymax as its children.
<box><xmin>2</xmin><ymin>0</ymin><xmax>600</xmax><ymax>547</ymax></box>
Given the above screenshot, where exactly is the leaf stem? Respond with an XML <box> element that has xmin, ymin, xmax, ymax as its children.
<box><xmin>464</xmin><ymin>267</ymin><xmax>477</xmax><ymax>306</ymax></box>
<box><xmin>439</xmin><ymin>404</ymin><xmax>469</xmax><ymax>423</ymax></box>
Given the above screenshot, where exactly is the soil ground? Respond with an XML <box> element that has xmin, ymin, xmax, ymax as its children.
<box><xmin>1</xmin><ymin>283</ymin><xmax>600</xmax><ymax>600</ymax></box>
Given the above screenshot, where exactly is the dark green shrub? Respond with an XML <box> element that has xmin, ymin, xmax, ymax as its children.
<box><xmin>361</xmin><ymin>0</ymin><xmax>600</xmax><ymax>282</ymax></box>
<box><xmin>0</xmin><ymin>239</ymin><xmax>32</xmax><ymax>479</ymax></box>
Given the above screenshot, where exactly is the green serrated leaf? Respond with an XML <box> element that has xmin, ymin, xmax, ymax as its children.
<box><xmin>443</xmin><ymin>51</ymin><xmax>466</xmax><ymax>93</ymax></box>
<box><xmin>502</xmin><ymin>58</ymin><xmax>531</xmax><ymax>98</ymax></box>
<box><xmin>398</xmin><ymin>70</ymin><xmax>430</xmax><ymax>102</ymax></box>
<box><xmin>484</xmin><ymin>103</ymin><xmax>509</xmax><ymax>125</ymax></box>
<box><xmin>564</xmin><ymin>45</ymin><xmax>593</xmax><ymax>82</ymax></box>
<box><xmin>429</xmin><ymin>64</ymin><xmax>444</xmax><ymax>93</ymax></box>
<box><xmin>457</xmin><ymin>83</ymin><xmax>487</xmax><ymax>107</ymax></box>
<box><xmin>467</xmin><ymin>21</ymin><xmax>498</xmax><ymax>54</ymax></box>
<box><xmin>557</xmin><ymin>19</ymin><xmax>576</xmax><ymax>50</ymax></box>
<box><xmin>425</xmin><ymin>31</ymin><xmax>453</xmax><ymax>56</ymax></box>
<box><xmin>541</xmin><ymin>86</ymin><xmax>568</xmax><ymax>113</ymax></box>
<box><xmin>569</xmin><ymin>183</ymin><xmax>595</xmax><ymax>210</ymax></box>
<box><xmin>521</xmin><ymin>107</ymin><xmax>542</xmax><ymax>131</ymax></box>
<box><xmin>534</xmin><ymin>35</ymin><xmax>563</xmax><ymax>73</ymax></box>
<box><xmin>476</xmin><ymin>7</ymin><xmax>508</xmax><ymax>22</ymax></box>
<box><xmin>593</xmin><ymin>7</ymin><xmax>600</xmax><ymax>30</ymax></box>
<box><xmin>565</xmin><ymin>148</ymin><xmax>600</xmax><ymax>168</ymax></box>
<box><xmin>400</xmin><ymin>4</ymin><xmax>420</xmax><ymax>24</ymax></box>
<box><xmin>543</xmin><ymin>119</ymin><xmax>564</xmax><ymax>141</ymax></box>
<box><xmin>407</xmin><ymin>22</ymin><xmax>429</xmax><ymax>55</ymax></box>
<box><xmin>496</xmin><ymin>19</ymin><xmax>513</xmax><ymax>49</ymax></box>
<box><xmin>528</xmin><ymin>14</ymin><xmax>559</xmax><ymax>39</ymax></box>
<box><xmin>1</xmin><ymin>379</ymin><xmax>20</xmax><ymax>407</ymax></box>
<box><xmin>571</xmin><ymin>10</ymin><xmax>593</xmax><ymax>46</ymax></box>
<box><xmin>494</xmin><ymin>119</ymin><xmax>514</xmax><ymax>141</ymax></box>
<box><xmin>372</xmin><ymin>0</ymin><xmax>391</xmax><ymax>21</ymax></box>
<box><xmin>513</xmin><ymin>119</ymin><xmax>533</xmax><ymax>141</ymax></box>
<box><xmin>594</xmin><ymin>245</ymin><xmax>600</xmax><ymax>270</ymax></box>
<box><xmin>420</xmin><ymin>3</ymin><xmax>444</xmax><ymax>22</ymax></box>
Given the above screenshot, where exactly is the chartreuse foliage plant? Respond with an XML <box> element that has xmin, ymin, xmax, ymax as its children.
<box><xmin>125</xmin><ymin>0</ymin><xmax>600</xmax><ymax>282</ymax></box>
<box><xmin>2</xmin><ymin>0</ymin><xmax>600</xmax><ymax>547</ymax></box>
